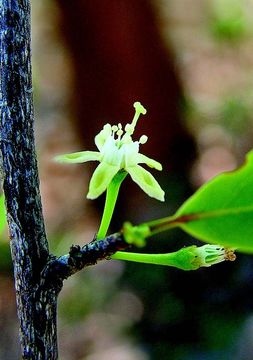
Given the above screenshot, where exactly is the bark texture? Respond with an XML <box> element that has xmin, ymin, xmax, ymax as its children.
<box><xmin>52</xmin><ymin>233</ymin><xmax>129</xmax><ymax>280</ymax></box>
<box><xmin>0</xmin><ymin>0</ymin><xmax>58</xmax><ymax>358</ymax></box>
<box><xmin>0</xmin><ymin>1</ymin><xmax>130</xmax><ymax>358</ymax></box>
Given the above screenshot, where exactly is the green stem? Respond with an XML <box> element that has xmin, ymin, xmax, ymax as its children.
<box><xmin>111</xmin><ymin>247</ymin><xmax>199</xmax><ymax>271</ymax></box>
<box><xmin>96</xmin><ymin>171</ymin><xmax>127</xmax><ymax>240</ymax></box>
<box><xmin>142</xmin><ymin>215</ymin><xmax>185</xmax><ymax>237</ymax></box>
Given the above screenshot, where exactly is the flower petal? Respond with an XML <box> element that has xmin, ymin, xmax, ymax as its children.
<box><xmin>95</xmin><ymin>124</ymin><xmax>112</xmax><ymax>151</ymax></box>
<box><xmin>127</xmin><ymin>165</ymin><xmax>165</xmax><ymax>201</ymax></box>
<box><xmin>87</xmin><ymin>162</ymin><xmax>120</xmax><ymax>199</ymax></box>
<box><xmin>136</xmin><ymin>153</ymin><xmax>162</xmax><ymax>171</ymax></box>
<box><xmin>123</xmin><ymin>141</ymin><xmax>139</xmax><ymax>167</ymax></box>
<box><xmin>54</xmin><ymin>151</ymin><xmax>101</xmax><ymax>163</ymax></box>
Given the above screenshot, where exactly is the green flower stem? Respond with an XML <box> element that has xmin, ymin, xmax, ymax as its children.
<box><xmin>111</xmin><ymin>247</ymin><xmax>199</xmax><ymax>270</ymax></box>
<box><xmin>96</xmin><ymin>171</ymin><xmax>127</xmax><ymax>240</ymax></box>
<box><xmin>111</xmin><ymin>244</ymin><xmax>229</xmax><ymax>270</ymax></box>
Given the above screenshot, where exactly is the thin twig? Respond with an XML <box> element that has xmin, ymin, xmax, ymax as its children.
<box><xmin>46</xmin><ymin>233</ymin><xmax>129</xmax><ymax>283</ymax></box>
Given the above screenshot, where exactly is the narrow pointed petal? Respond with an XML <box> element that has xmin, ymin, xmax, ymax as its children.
<box><xmin>137</xmin><ymin>153</ymin><xmax>162</xmax><ymax>171</ymax></box>
<box><xmin>87</xmin><ymin>162</ymin><xmax>120</xmax><ymax>199</ymax></box>
<box><xmin>54</xmin><ymin>151</ymin><xmax>101</xmax><ymax>163</ymax></box>
<box><xmin>127</xmin><ymin>165</ymin><xmax>165</xmax><ymax>201</ymax></box>
<box><xmin>95</xmin><ymin>124</ymin><xmax>112</xmax><ymax>151</ymax></box>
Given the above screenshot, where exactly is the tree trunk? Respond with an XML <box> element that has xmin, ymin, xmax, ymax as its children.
<box><xmin>0</xmin><ymin>1</ymin><xmax>138</xmax><ymax>358</ymax></box>
<box><xmin>0</xmin><ymin>1</ymin><xmax>59</xmax><ymax>358</ymax></box>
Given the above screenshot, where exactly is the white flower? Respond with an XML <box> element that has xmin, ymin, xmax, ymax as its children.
<box><xmin>191</xmin><ymin>245</ymin><xmax>236</xmax><ymax>268</ymax></box>
<box><xmin>55</xmin><ymin>102</ymin><xmax>165</xmax><ymax>201</ymax></box>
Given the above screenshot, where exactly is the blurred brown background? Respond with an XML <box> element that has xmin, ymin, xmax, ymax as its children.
<box><xmin>1</xmin><ymin>0</ymin><xmax>253</xmax><ymax>359</ymax></box>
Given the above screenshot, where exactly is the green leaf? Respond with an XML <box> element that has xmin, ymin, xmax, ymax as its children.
<box><xmin>0</xmin><ymin>194</ymin><xmax>7</xmax><ymax>235</ymax></box>
<box><xmin>174</xmin><ymin>151</ymin><xmax>253</xmax><ymax>253</ymax></box>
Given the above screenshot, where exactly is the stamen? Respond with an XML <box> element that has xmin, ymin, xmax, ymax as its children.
<box><xmin>125</xmin><ymin>123</ymin><xmax>134</xmax><ymax>134</ymax></box>
<box><xmin>139</xmin><ymin>135</ymin><xmax>148</xmax><ymax>144</ymax></box>
<box><xmin>117</xmin><ymin>129</ymin><xmax>123</xmax><ymax>137</ymax></box>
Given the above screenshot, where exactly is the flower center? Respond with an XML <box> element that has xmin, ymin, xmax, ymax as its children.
<box><xmin>96</xmin><ymin>102</ymin><xmax>148</xmax><ymax>168</ymax></box>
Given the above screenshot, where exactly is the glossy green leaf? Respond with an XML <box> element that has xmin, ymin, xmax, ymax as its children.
<box><xmin>174</xmin><ymin>151</ymin><xmax>253</xmax><ymax>253</ymax></box>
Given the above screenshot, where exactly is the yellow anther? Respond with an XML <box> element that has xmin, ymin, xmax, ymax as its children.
<box><xmin>125</xmin><ymin>123</ymin><xmax>134</xmax><ymax>135</ymax></box>
<box><xmin>139</xmin><ymin>135</ymin><xmax>148</xmax><ymax>144</ymax></box>
<box><xmin>117</xmin><ymin>129</ymin><xmax>123</xmax><ymax>137</ymax></box>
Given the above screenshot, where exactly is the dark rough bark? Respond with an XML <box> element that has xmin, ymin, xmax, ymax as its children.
<box><xmin>0</xmin><ymin>0</ymin><xmax>129</xmax><ymax>358</ymax></box>
<box><xmin>51</xmin><ymin>233</ymin><xmax>129</xmax><ymax>281</ymax></box>
<box><xmin>0</xmin><ymin>0</ymin><xmax>57</xmax><ymax>358</ymax></box>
